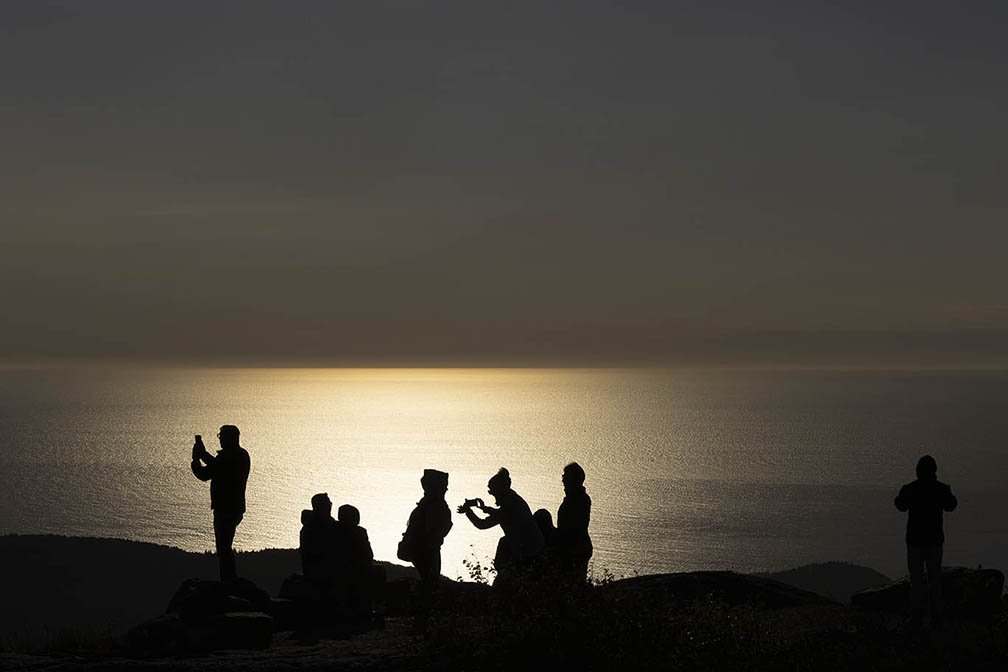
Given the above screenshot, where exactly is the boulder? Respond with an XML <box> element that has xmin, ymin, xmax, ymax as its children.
<box><xmin>166</xmin><ymin>578</ymin><xmax>271</xmax><ymax>622</ymax></box>
<box><xmin>758</xmin><ymin>562</ymin><xmax>892</xmax><ymax>604</ymax></box>
<box><xmin>278</xmin><ymin>572</ymin><xmax>314</xmax><ymax>601</ymax></box>
<box><xmin>130</xmin><ymin>578</ymin><xmax>276</xmax><ymax>654</ymax></box>
<box><xmin>601</xmin><ymin>571</ymin><xmax>836</xmax><ymax>610</ymax></box>
<box><xmin>127</xmin><ymin>613</ymin><xmax>187</xmax><ymax>652</ymax></box>
<box><xmin>267</xmin><ymin>597</ymin><xmax>296</xmax><ymax>629</ymax></box>
<box><xmin>851</xmin><ymin>566</ymin><xmax>1004</xmax><ymax>617</ymax></box>
<box><xmin>207</xmin><ymin>612</ymin><xmax>273</xmax><ymax>650</ymax></box>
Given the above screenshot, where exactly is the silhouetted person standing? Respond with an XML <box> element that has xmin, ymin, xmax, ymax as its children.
<box><xmin>555</xmin><ymin>462</ymin><xmax>593</xmax><ymax>583</ymax></box>
<box><xmin>459</xmin><ymin>467</ymin><xmax>544</xmax><ymax>583</ymax></box>
<box><xmin>401</xmin><ymin>469</ymin><xmax>453</xmax><ymax>588</ymax></box>
<box><xmin>191</xmin><ymin>425</ymin><xmax>251</xmax><ymax>583</ymax></box>
<box><xmin>894</xmin><ymin>454</ymin><xmax>958</xmax><ymax>627</ymax></box>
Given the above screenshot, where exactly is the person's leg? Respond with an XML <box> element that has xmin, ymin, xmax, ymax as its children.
<box><xmin>907</xmin><ymin>545</ymin><xmax>926</xmax><ymax>627</ymax></box>
<box><xmin>410</xmin><ymin>551</ymin><xmax>439</xmax><ymax>633</ymax></box>
<box><xmin>575</xmin><ymin>555</ymin><xmax>591</xmax><ymax>584</ymax></box>
<box><xmin>427</xmin><ymin>550</ymin><xmax>442</xmax><ymax>588</ymax></box>
<box><xmin>413</xmin><ymin>554</ymin><xmax>432</xmax><ymax>586</ymax></box>
<box><xmin>213</xmin><ymin>512</ymin><xmax>241</xmax><ymax>582</ymax></box>
<box><xmin>493</xmin><ymin>536</ymin><xmax>514</xmax><ymax>587</ymax></box>
<box><xmin>926</xmin><ymin>545</ymin><xmax>944</xmax><ymax>625</ymax></box>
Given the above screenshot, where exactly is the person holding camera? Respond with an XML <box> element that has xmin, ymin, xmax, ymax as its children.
<box><xmin>191</xmin><ymin>425</ymin><xmax>251</xmax><ymax>583</ymax></box>
<box><xmin>458</xmin><ymin>467</ymin><xmax>544</xmax><ymax>584</ymax></box>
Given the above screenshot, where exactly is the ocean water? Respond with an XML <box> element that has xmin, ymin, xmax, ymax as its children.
<box><xmin>1</xmin><ymin>367</ymin><xmax>1006</xmax><ymax>580</ymax></box>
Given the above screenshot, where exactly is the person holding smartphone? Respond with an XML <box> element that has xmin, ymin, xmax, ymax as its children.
<box><xmin>191</xmin><ymin>425</ymin><xmax>251</xmax><ymax>583</ymax></box>
<box><xmin>458</xmin><ymin>467</ymin><xmax>543</xmax><ymax>587</ymax></box>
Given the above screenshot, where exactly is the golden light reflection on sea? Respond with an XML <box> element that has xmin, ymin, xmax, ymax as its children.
<box><xmin>3</xmin><ymin>367</ymin><xmax>1007</xmax><ymax>580</ymax></box>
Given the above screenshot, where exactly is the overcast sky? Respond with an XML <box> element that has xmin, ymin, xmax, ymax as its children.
<box><xmin>2</xmin><ymin>1</ymin><xmax>1006</xmax><ymax>366</ymax></box>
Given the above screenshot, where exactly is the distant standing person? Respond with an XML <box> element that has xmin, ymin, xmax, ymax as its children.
<box><xmin>894</xmin><ymin>454</ymin><xmax>958</xmax><ymax>627</ymax></box>
<box><xmin>555</xmin><ymin>462</ymin><xmax>593</xmax><ymax>583</ymax></box>
<box><xmin>191</xmin><ymin>425</ymin><xmax>251</xmax><ymax>582</ymax></box>
<box><xmin>400</xmin><ymin>469</ymin><xmax>453</xmax><ymax>587</ymax></box>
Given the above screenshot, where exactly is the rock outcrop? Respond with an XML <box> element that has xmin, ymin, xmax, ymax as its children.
<box><xmin>851</xmin><ymin>566</ymin><xmax>1004</xmax><ymax>616</ymax></box>
<box><xmin>599</xmin><ymin>571</ymin><xmax>837</xmax><ymax>610</ymax></box>
<box><xmin>129</xmin><ymin>579</ymin><xmax>274</xmax><ymax>653</ymax></box>
<box><xmin>758</xmin><ymin>562</ymin><xmax>892</xmax><ymax>604</ymax></box>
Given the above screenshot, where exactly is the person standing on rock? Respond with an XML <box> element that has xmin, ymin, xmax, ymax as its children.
<box><xmin>894</xmin><ymin>454</ymin><xmax>958</xmax><ymax>628</ymax></box>
<box><xmin>191</xmin><ymin>425</ymin><xmax>251</xmax><ymax>583</ymax></box>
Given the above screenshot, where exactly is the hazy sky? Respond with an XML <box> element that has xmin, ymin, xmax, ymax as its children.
<box><xmin>2</xmin><ymin>1</ymin><xmax>1006</xmax><ymax>366</ymax></box>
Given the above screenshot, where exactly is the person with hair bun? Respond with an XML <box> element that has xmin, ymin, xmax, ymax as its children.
<box><xmin>458</xmin><ymin>467</ymin><xmax>544</xmax><ymax>583</ymax></box>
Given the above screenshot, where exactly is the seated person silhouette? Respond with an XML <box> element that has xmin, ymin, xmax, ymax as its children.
<box><xmin>458</xmin><ymin>467</ymin><xmax>544</xmax><ymax>586</ymax></box>
<box><xmin>533</xmin><ymin>508</ymin><xmax>560</xmax><ymax>573</ymax></box>
<box><xmin>337</xmin><ymin>504</ymin><xmax>385</xmax><ymax>620</ymax></box>
<box><xmin>338</xmin><ymin>504</ymin><xmax>374</xmax><ymax>568</ymax></box>
<box><xmin>299</xmin><ymin>493</ymin><xmax>343</xmax><ymax>589</ymax></box>
<box><xmin>533</xmin><ymin>508</ymin><xmax>557</xmax><ymax>547</ymax></box>
<box><xmin>894</xmin><ymin>455</ymin><xmax>958</xmax><ymax>628</ymax></box>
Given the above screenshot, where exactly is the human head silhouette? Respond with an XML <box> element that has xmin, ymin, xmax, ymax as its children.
<box><xmin>421</xmin><ymin>469</ymin><xmax>449</xmax><ymax>496</ymax></box>
<box><xmin>533</xmin><ymin>508</ymin><xmax>555</xmax><ymax>536</ymax></box>
<box><xmin>487</xmin><ymin>467</ymin><xmax>511</xmax><ymax>499</ymax></box>
<box><xmin>310</xmin><ymin>492</ymin><xmax>332</xmax><ymax>516</ymax></box>
<box><xmin>218</xmin><ymin>425</ymin><xmax>240</xmax><ymax>450</ymax></box>
<box><xmin>563</xmin><ymin>462</ymin><xmax>586</xmax><ymax>489</ymax></box>
<box><xmin>916</xmin><ymin>455</ymin><xmax>938</xmax><ymax>481</ymax></box>
<box><xmin>337</xmin><ymin>504</ymin><xmax>360</xmax><ymax>526</ymax></box>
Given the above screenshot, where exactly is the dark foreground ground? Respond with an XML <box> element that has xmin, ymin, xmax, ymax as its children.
<box><xmin>2</xmin><ymin>535</ymin><xmax>1007</xmax><ymax>671</ymax></box>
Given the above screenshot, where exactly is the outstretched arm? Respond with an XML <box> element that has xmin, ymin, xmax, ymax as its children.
<box><xmin>464</xmin><ymin>505</ymin><xmax>500</xmax><ymax>530</ymax></box>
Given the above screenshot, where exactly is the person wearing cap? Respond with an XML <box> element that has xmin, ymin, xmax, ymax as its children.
<box><xmin>400</xmin><ymin>469</ymin><xmax>453</xmax><ymax>587</ymax></box>
<box><xmin>894</xmin><ymin>454</ymin><xmax>958</xmax><ymax>627</ymax></box>
<box><xmin>191</xmin><ymin>424</ymin><xmax>251</xmax><ymax>582</ymax></box>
